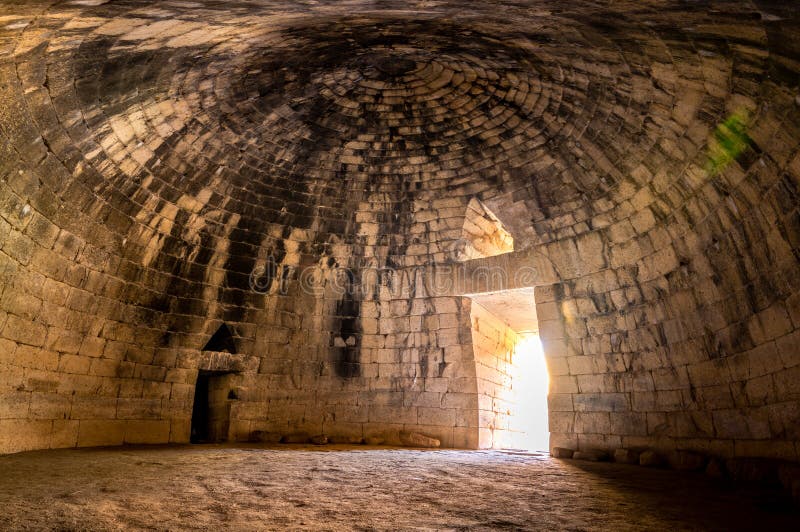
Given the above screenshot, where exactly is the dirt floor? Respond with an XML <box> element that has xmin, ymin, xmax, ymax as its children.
<box><xmin>0</xmin><ymin>445</ymin><xmax>798</xmax><ymax>531</ymax></box>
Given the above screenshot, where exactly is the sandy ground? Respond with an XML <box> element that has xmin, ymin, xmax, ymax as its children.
<box><xmin>0</xmin><ymin>445</ymin><xmax>798</xmax><ymax>531</ymax></box>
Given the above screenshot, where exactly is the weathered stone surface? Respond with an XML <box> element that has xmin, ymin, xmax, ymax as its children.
<box><xmin>639</xmin><ymin>451</ymin><xmax>665</xmax><ymax>468</ymax></box>
<box><xmin>573</xmin><ymin>450</ymin><xmax>609</xmax><ymax>462</ymax></box>
<box><xmin>668</xmin><ymin>451</ymin><xmax>707</xmax><ymax>472</ymax></box>
<box><xmin>310</xmin><ymin>435</ymin><xmax>329</xmax><ymax>445</ymax></box>
<box><xmin>399</xmin><ymin>431</ymin><xmax>441</xmax><ymax>448</ymax></box>
<box><xmin>281</xmin><ymin>433</ymin><xmax>311</xmax><ymax>444</ymax></box>
<box><xmin>551</xmin><ymin>447</ymin><xmax>575</xmax><ymax>459</ymax></box>
<box><xmin>250</xmin><ymin>431</ymin><xmax>281</xmax><ymax>443</ymax></box>
<box><xmin>2</xmin><ymin>447</ymin><xmax>799</xmax><ymax>530</ymax></box>
<box><xmin>329</xmin><ymin>435</ymin><xmax>364</xmax><ymax>445</ymax></box>
<box><xmin>614</xmin><ymin>448</ymin><xmax>641</xmax><ymax>465</ymax></box>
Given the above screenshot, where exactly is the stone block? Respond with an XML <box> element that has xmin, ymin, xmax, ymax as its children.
<box><xmin>280</xmin><ymin>432</ymin><xmax>310</xmax><ymax>443</ymax></box>
<box><xmin>639</xmin><ymin>450</ymin><xmax>664</xmax><ymax>467</ymax></box>
<box><xmin>169</xmin><ymin>418</ymin><xmax>191</xmax><ymax>443</ymax></box>
<box><xmin>551</xmin><ymin>446</ymin><xmax>574</xmax><ymax>459</ymax></box>
<box><xmin>573</xmin><ymin>449</ymin><xmax>609</xmax><ymax>462</ymax></box>
<box><xmin>614</xmin><ymin>448</ymin><xmax>641</xmax><ymax>464</ymax></box>
<box><xmin>417</xmin><ymin>407</ymin><xmax>456</xmax><ymax>427</ymax></box>
<box><xmin>0</xmin><ymin>390</ymin><xmax>31</xmax><ymax>419</ymax></box>
<box><xmin>28</xmin><ymin>392</ymin><xmax>71</xmax><ymax>419</ymax></box>
<box><xmin>668</xmin><ymin>450</ymin><xmax>707</xmax><ymax>471</ymax></box>
<box><xmin>327</xmin><ymin>431</ymin><xmax>364</xmax><ymax>444</ymax></box>
<box><xmin>57</xmin><ymin>354</ymin><xmax>91</xmax><ymax>374</ymax></box>
<box><xmin>0</xmin><ymin>419</ymin><xmax>52</xmax><ymax>454</ymax></box>
<box><xmin>573</xmin><ymin>392</ymin><xmax>629</xmax><ymax>412</ymax></box>
<box><xmin>77</xmin><ymin>420</ymin><xmax>125</xmax><ymax>447</ymax></box>
<box><xmin>399</xmin><ymin>430</ymin><xmax>440</xmax><ymax>448</ymax></box>
<box><xmin>453</xmin><ymin>427</ymin><xmax>479</xmax><ymax>449</ymax></box>
<box><xmin>124</xmin><ymin>420</ymin><xmax>171</xmax><ymax>444</ymax></box>
<box><xmin>2</xmin><ymin>315</ymin><xmax>47</xmax><ymax>347</ymax></box>
<box><xmin>548</xmin><ymin>411</ymin><xmax>575</xmax><ymax>434</ymax></box>
<box><xmin>50</xmin><ymin>420</ymin><xmax>79</xmax><ymax>449</ymax></box>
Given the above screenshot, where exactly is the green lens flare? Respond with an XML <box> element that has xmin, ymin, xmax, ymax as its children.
<box><xmin>706</xmin><ymin>109</ymin><xmax>752</xmax><ymax>175</ymax></box>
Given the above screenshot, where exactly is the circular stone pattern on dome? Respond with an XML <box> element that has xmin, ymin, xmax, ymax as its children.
<box><xmin>26</xmin><ymin>5</ymin><xmax>692</xmax><ymax>246</ymax></box>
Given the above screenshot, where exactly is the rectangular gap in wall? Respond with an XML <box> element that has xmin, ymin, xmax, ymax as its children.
<box><xmin>468</xmin><ymin>287</ymin><xmax>549</xmax><ymax>451</ymax></box>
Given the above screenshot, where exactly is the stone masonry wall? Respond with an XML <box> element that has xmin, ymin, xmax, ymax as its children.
<box><xmin>470</xmin><ymin>301</ymin><xmax>523</xmax><ymax>449</ymax></box>
<box><xmin>1</xmin><ymin>1</ymin><xmax>799</xmax><ymax>460</ymax></box>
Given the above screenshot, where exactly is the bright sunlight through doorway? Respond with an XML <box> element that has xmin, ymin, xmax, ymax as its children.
<box><xmin>510</xmin><ymin>333</ymin><xmax>550</xmax><ymax>451</ymax></box>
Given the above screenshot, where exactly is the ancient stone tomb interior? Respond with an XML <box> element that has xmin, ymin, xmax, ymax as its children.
<box><xmin>1</xmin><ymin>0</ymin><xmax>799</xmax><ymax>529</ymax></box>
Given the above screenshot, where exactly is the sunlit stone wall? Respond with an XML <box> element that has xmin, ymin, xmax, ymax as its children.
<box><xmin>470</xmin><ymin>301</ymin><xmax>522</xmax><ymax>449</ymax></box>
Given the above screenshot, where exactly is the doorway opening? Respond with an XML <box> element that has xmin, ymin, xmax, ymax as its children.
<box><xmin>191</xmin><ymin>370</ymin><xmax>235</xmax><ymax>443</ymax></box>
<box><xmin>468</xmin><ymin>287</ymin><xmax>550</xmax><ymax>451</ymax></box>
<box><xmin>509</xmin><ymin>333</ymin><xmax>550</xmax><ymax>451</ymax></box>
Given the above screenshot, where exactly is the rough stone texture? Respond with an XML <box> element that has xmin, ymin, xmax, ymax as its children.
<box><xmin>399</xmin><ymin>430</ymin><xmax>441</xmax><ymax>448</ymax></box>
<box><xmin>1</xmin><ymin>446</ymin><xmax>798</xmax><ymax>530</ymax></box>
<box><xmin>668</xmin><ymin>450</ymin><xmax>708</xmax><ymax>472</ymax></box>
<box><xmin>573</xmin><ymin>449</ymin><xmax>609</xmax><ymax>462</ymax></box>
<box><xmin>614</xmin><ymin>448</ymin><xmax>641</xmax><ymax>465</ymax></box>
<box><xmin>470</xmin><ymin>300</ymin><xmax>525</xmax><ymax>449</ymax></box>
<box><xmin>0</xmin><ymin>0</ymin><xmax>799</xmax><ymax>461</ymax></box>
<box><xmin>310</xmin><ymin>434</ymin><xmax>329</xmax><ymax>445</ymax></box>
<box><xmin>640</xmin><ymin>450</ymin><xmax>665</xmax><ymax>468</ymax></box>
<box><xmin>551</xmin><ymin>447</ymin><xmax>574</xmax><ymax>459</ymax></box>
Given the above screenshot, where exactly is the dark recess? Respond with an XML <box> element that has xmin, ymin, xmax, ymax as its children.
<box><xmin>204</xmin><ymin>323</ymin><xmax>238</xmax><ymax>353</ymax></box>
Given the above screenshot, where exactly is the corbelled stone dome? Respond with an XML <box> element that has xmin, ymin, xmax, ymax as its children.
<box><xmin>0</xmin><ymin>0</ymin><xmax>798</xmax><ymax>465</ymax></box>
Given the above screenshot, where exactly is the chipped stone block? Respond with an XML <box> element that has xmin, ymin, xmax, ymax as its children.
<box><xmin>573</xmin><ymin>449</ymin><xmax>609</xmax><ymax>462</ymax></box>
<box><xmin>668</xmin><ymin>450</ymin><xmax>707</xmax><ymax>472</ymax></box>
<box><xmin>251</xmin><ymin>431</ymin><xmax>282</xmax><ymax>443</ymax></box>
<box><xmin>551</xmin><ymin>447</ymin><xmax>574</xmax><ymax>459</ymax></box>
<box><xmin>614</xmin><ymin>448</ymin><xmax>641</xmax><ymax>464</ymax></box>
<box><xmin>399</xmin><ymin>431</ymin><xmax>440</xmax><ymax>448</ymax></box>
<box><xmin>280</xmin><ymin>433</ymin><xmax>311</xmax><ymax>444</ymax></box>
<box><xmin>639</xmin><ymin>450</ymin><xmax>664</xmax><ymax>467</ymax></box>
<box><xmin>328</xmin><ymin>434</ymin><xmax>364</xmax><ymax>445</ymax></box>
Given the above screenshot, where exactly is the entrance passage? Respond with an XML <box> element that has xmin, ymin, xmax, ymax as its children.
<box><xmin>468</xmin><ymin>287</ymin><xmax>550</xmax><ymax>450</ymax></box>
<box><xmin>510</xmin><ymin>333</ymin><xmax>550</xmax><ymax>451</ymax></box>
<box><xmin>191</xmin><ymin>371</ymin><xmax>234</xmax><ymax>443</ymax></box>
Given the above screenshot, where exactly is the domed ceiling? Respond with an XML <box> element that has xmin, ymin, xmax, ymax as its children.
<box><xmin>4</xmin><ymin>1</ymin><xmax>796</xmax><ymax>325</ymax></box>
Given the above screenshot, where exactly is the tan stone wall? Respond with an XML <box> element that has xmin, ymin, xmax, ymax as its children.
<box><xmin>1</xmin><ymin>1</ymin><xmax>799</xmax><ymax>461</ymax></box>
<box><xmin>541</xmin><ymin>92</ymin><xmax>800</xmax><ymax>459</ymax></box>
<box><xmin>470</xmin><ymin>301</ymin><xmax>522</xmax><ymax>448</ymax></box>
